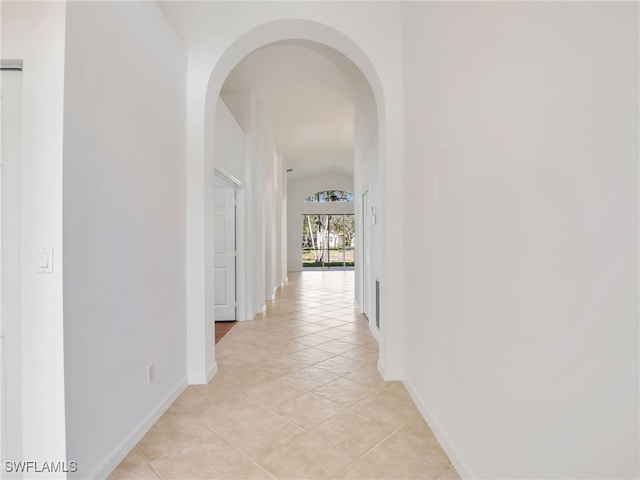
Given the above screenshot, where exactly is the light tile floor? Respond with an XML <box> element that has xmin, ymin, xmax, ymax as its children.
<box><xmin>109</xmin><ymin>271</ymin><xmax>460</xmax><ymax>480</ymax></box>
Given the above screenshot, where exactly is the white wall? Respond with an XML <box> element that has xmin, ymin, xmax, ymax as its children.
<box><xmin>1</xmin><ymin>2</ymin><xmax>68</xmax><ymax>473</ymax></box>
<box><xmin>258</xmin><ymin>131</ymin><xmax>282</xmax><ymax>300</ymax></box>
<box><xmin>213</xmin><ymin>93</ymin><xmax>285</xmax><ymax>320</ymax></box>
<box><xmin>269</xmin><ymin>150</ymin><xmax>286</xmax><ymax>297</ymax></box>
<box><xmin>214</xmin><ymin>98</ymin><xmax>245</xmax><ymax>183</ymax></box>
<box><xmin>0</xmin><ymin>67</ymin><xmax>23</xmax><ymax>473</ymax></box>
<box><xmin>402</xmin><ymin>3</ymin><xmax>639</xmax><ymax>478</ymax></box>
<box><xmin>214</xmin><ymin>90</ymin><xmax>285</xmax><ymax>311</ymax></box>
<box><xmin>354</xmin><ymin>78</ymin><xmax>381</xmax><ymax>335</ymax></box>
<box><xmin>62</xmin><ymin>2</ymin><xmax>187</xmax><ymax>478</ymax></box>
<box><xmin>221</xmin><ymin>91</ymin><xmax>252</xmax><ymax>321</ymax></box>
<box><xmin>213</xmin><ymin>97</ymin><xmax>247</xmax><ymax>321</ymax></box>
<box><xmin>287</xmin><ymin>173</ymin><xmax>355</xmax><ymax>272</ymax></box>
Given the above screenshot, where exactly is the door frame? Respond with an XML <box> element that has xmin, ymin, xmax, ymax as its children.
<box><xmin>213</xmin><ymin>186</ymin><xmax>237</xmax><ymax>321</ymax></box>
<box><xmin>213</xmin><ymin>166</ymin><xmax>244</xmax><ymax>321</ymax></box>
<box><xmin>361</xmin><ymin>189</ymin><xmax>372</xmax><ymax>322</ymax></box>
<box><xmin>1</xmin><ymin>64</ymin><xmax>23</xmax><ymax>477</ymax></box>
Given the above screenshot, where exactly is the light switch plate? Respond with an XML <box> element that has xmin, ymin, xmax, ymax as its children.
<box><xmin>37</xmin><ymin>247</ymin><xmax>53</xmax><ymax>273</ymax></box>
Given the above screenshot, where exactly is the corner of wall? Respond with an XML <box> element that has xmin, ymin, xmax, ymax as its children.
<box><xmin>206</xmin><ymin>361</ymin><xmax>218</xmax><ymax>382</ymax></box>
<box><xmin>402</xmin><ymin>376</ymin><xmax>473</xmax><ymax>479</ymax></box>
<box><xmin>376</xmin><ymin>361</ymin><xmax>401</xmax><ymax>382</ymax></box>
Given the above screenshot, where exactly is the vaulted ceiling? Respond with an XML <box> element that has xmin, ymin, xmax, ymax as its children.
<box><xmin>221</xmin><ymin>40</ymin><xmax>363</xmax><ymax>181</ymax></box>
<box><xmin>158</xmin><ymin>3</ymin><xmax>365</xmax><ymax>181</ymax></box>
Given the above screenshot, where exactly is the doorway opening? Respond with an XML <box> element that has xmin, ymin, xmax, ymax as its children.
<box><xmin>213</xmin><ymin>171</ymin><xmax>241</xmax><ymax>348</ymax></box>
<box><xmin>213</xmin><ymin>186</ymin><xmax>237</xmax><ymax>321</ymax></box>
<box><xmin>302</xmin><ymin>214</ymin><xmax>355</xmax><ymax>270</ymax></box>
<box><xmin>213</xmin><ymin>167</ymin><xmax>242</xmax><ymax>324</ymax></box>
<box><xmin>190</xmin><ymin>18</ymin><xmax>389</xmax><ymax>384</ymax></box>
<box><xmin>302</xmin><ymin>189</ymin><xmax>355</xmax><ymax>271</ymax></box>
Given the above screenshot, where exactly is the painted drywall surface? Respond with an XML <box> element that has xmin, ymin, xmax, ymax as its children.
<box><xmin>175</xmin><ymin>1</ymin><xmax>404</xmax><ymax>378</ymax></box>
<box><xmin>353</xmin><ymin>78</ymin><xmax>381</xmax><ymax>339</ymax></box>
<box><xmin>287</xmin><ymin>173</ymin><xmax>355</xmax><ymax>272</ymax></box>
<box><xmin>266</xmin><ymin>150</ymin><xmax>285</xmax><ymax>299</ymax></box>
<box><xmin>214</xmin><ymin>98</ymin><xmax>245</xmax><ymax>183</ymax></box>
<box><xmin>1</xmin><ymin>69</ymin><xmax>23</xmax><ymax>468</ymax></box>
<box><xmin>222</xmin><ymin>90</ymin><xmax>258</xmax><ymax>320</ymax></box>
<box><xmin>186</xmin><ymin>53</ymin><xmax>215</xmax><ymax>382</ymax></box>
<box><xmin>213</xmin><ymin>95</ymin><xmax>251</xmax><ymax>321</ymax></box>
<box><xmin>263</xmin><ymin>141</ymin><xmax>275</xmax><ymax>300</ymax></box>
<box><xmin>221</xmin><ymin>90</ymin><xmax>287</xmax><ymax>310</ymax></box>
<box><xmin>62</xmin><ymin>2</ymin><xmax>187</xmax><ymax>477</ymax></box>
<box><xmin>221</xmin><ymin>91</ymin><xmax>254</xmax><ymax>135</ymax></box>
<box><xmin>213</xmin><ymin>89</ymin><xmax>273</xmax><ymax>316</ymax></box>
<box><xmin>1</xmin><ymin>1</ymin><xmax>68</xmax><ymax>472</ymax></box>
<box><xmin>402</xmin><ymin>3</ymin><xmax>639</xmax><ymax>478</ymax></box>
<box><xmin>241</xmin><ymin>93</ymin><xmax>267</xmax><ymax>317</ymax></box>
<box><xmin>258</xmin><ymin>113</ymin><xmax>281</xmax><ymax>301</ymax></box>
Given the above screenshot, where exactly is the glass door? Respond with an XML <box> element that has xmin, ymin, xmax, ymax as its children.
<box><xmin>302</xmin><ymin>214</ymin><xmax>355</xmax><ymax>270</ymax></box>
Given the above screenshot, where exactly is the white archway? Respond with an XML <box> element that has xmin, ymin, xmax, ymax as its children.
<box><xmin>186</xmin><ymin>18</ymin><xmax>399</xmax><ymax>384</ymax></box>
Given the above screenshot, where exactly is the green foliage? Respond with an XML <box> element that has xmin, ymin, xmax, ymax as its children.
<box><xmin>303</xmin><ymin>262</ymin><xmax>355</xmax><ymax>267</ymax></box>
<box><xmin>304</xmin><ymin>190</ymin><xmax>355</xmax><ymax>203</ymax></box>
<box><xmin>302</xmin><ymin>213</ymin><xmax>355</xmax><ymax>265</ymax></box>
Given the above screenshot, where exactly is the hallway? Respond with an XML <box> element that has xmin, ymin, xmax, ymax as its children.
<box><xmin>109</xmin><ymin>271</ymin><xmax>459</xmax><ymax>479</ymax></box>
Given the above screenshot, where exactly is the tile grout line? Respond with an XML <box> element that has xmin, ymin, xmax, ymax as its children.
<box><xmin>201</xmin><ymin>421</ymin><xmax>281</xmax><ymax>480</ymax></box>
<box><xmin>111</xmin><ymin>272</ymin><xmax>459</xmax><ymax>479</ymax></box>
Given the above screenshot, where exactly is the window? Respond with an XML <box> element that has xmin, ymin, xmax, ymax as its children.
<box><xmin>304</xmin><ymin>190</ymin><xmax>355</xmax><ymax>203</ymax></box>
<box><xmin>302</xmin><ymin>214</ymin><xmax>355</xmax><ymax>269</ymax></box>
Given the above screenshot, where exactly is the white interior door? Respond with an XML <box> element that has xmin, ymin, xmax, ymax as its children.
<box><xmin>362</xmin><ymin>191</ymin><xmax>371</xmax><ymax>320</ymax></box>
<box><xmin>1</xmin><ymin>66</ymin><xmax>23</xmax><ymax>477</ymax></box>
<box><xmin>214</xmin><ymin>187</ymin><xmax>236</xmax><ymax>321</ymax></box>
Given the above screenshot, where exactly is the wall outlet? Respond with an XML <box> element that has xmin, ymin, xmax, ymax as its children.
<box><xmin>147</xmin><ymin>365</ymin><xmax>155</xmax><ymax>384</ymax></box>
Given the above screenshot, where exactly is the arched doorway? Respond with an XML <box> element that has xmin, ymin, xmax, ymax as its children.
<box><xmin>185</xmin><ymin>19</ymin><xmax>397</xmax><ymax>384</ymax></box>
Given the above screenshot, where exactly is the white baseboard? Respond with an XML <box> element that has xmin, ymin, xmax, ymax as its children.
<box><xmin>189</xmin><ymin>362</ymin><xmax>217</xmax><ymax>384</ymax></box>
<box><xmin>368</xmin><ymin>320</ymin><xmax>380</xmax><ymax>343</ymax></box>
<box><xmin>376</xmin><ymin>360</ymin><xmax>402</xmax><ymax>382</ymax></box>
<box><xmin>403</xmin><ymin>376</ymin><xmax>473</xmax><ymax>479</ymax></box>
<box><xmin>206</xmin><ymin>361</ymin><xmax>218</xmax><ymax>382</ymax></box>
<box><xmin>92</xmin><ymin>377</ymin><xmax>188</xmax><ymax>479</ymax></box>
<box><xmin>188</xmin><ymin>373</ymin><xmax>205</xmax><ymax>384</ymax></box>
<box><xmin>265</xmin><ymin>286</ymin><xmax>278</xmax><ymax>302</ymax></box>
